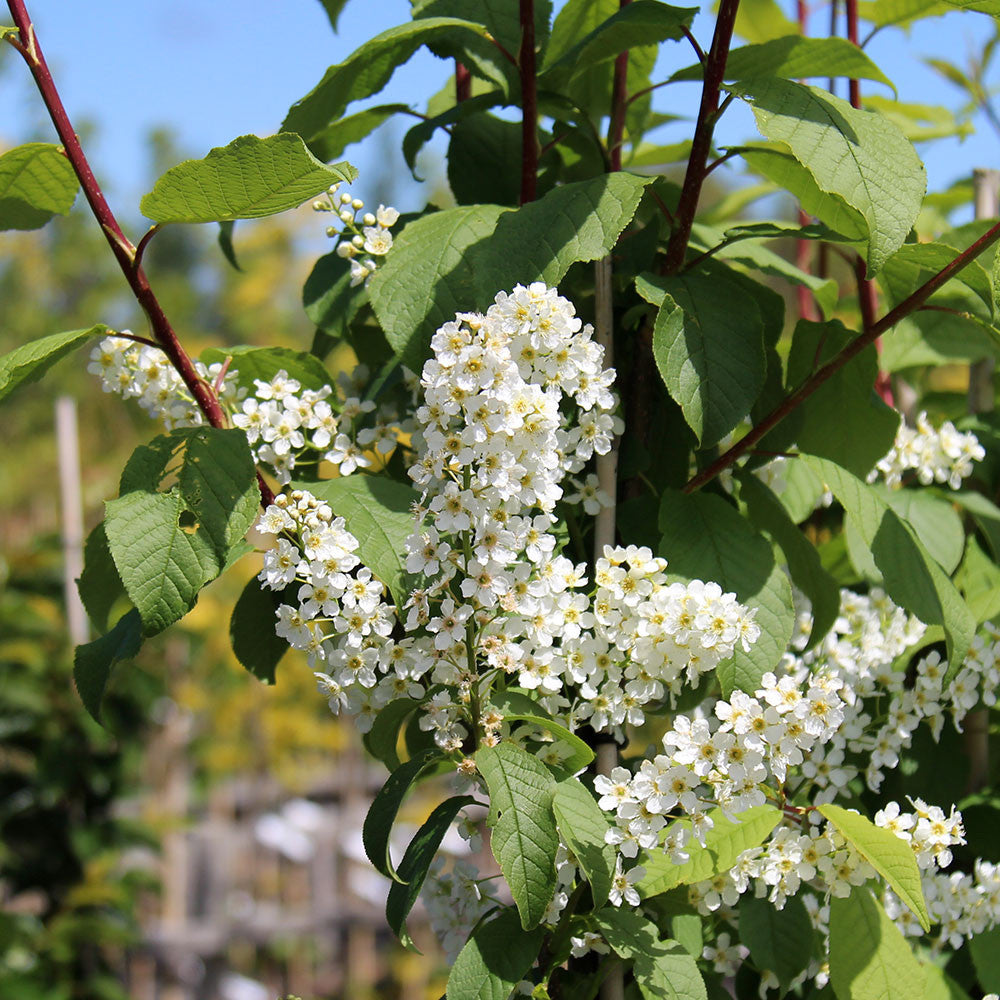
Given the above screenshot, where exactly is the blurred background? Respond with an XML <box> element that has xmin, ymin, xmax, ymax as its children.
<box><xmin>1</xmin><ymin>2</ymin><xmax>998</xmax><ymax>998</ymax></box>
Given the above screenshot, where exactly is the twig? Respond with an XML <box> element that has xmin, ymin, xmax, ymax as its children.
<box><xmin>682</xmin><ymin>25</ymin><xmax>706</xmax><ymax>65</ymax></box>
<box><xmin>607</xmin><ymin>0</ymin><xmax>632</xmax><ymax>173</ymax></box>
<box><xmin>519</xmin><ymin>0</ymin><xmax>538</xmax><ymax>204</ymax></box>
<box><xmin>133</xmin><ymin>224</ymin><xmax>161</xmax><ymax>273</ymax></box>
<box><xmin>455</xmin><ymin>60</ymin><xmax>471</xmax><ymax>103</ymax></box>
<box><xmin>5</xmin><ymin>0</ymin><xmax>274</xmax><ymax>508</ymax></box>
<box><xmin>662</xmin><ymin>0</ymin><xmax>742</xmax><ymax>274</ymax></box>
<box><xmin>684</xmin><ymin>219</ymin><xmax>1000</xmax><ymax>493</ymax></box>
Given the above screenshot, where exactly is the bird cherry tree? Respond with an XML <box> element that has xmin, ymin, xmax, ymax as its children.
<box><xmin>3</xmin><ymin>0</ymin><xmax>1000</xmax><ymax>998</ymax></box>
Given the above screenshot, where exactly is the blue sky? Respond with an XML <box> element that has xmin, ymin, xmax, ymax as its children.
<box><xmin>1</xmin><ymin>1</ymin><xmax>998</xmax><ymax>226</ymax></box>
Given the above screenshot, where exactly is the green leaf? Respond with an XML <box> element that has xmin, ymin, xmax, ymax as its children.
<box><xmin>414</xmin><ymin>0</ymin><xmax>553</xmax><ymax>59</ymax></box>
<box><xmin>363</xmin><ymin>750</ymin><xmax>441</xmax><ymax>883</ymax></box>
<box><xmin>368</xmin><ymin>204</ymin><xmax>506</xmax><ymax>368</ymax></box>
<box><xmin>956</xmin><ymin>536</ymin><xmax>1000</xmax><ymax>623</ymax></box>
<box><xmin>551</xmin><ymin>777</ymin><xmax>616</xmax><ymax>907</ymax></box>
<box><xmin>739</xmin><ymin>892</ymin><xmax>816</xmax><ymax>988</ymax></box>
<box><xmin>317</xmin><ymin>0</ymin><xmax>351</xmax><ymax>31</ymax></box>
<box><xmin>104</xmin><ymin>489</ymin><xmax>219</xmax><ymax>635</ymax></box>
<box><xmin>785</xmin><ymin>319</ymin><xmax>901</xmax><ymax>479</ymax></box>
<box><xmin>497</xmin><ymin>713</ymin><xmax>594</xmax><ymax>774</ymax></box>
<box><xmin>802</xmin><ymin>455</ymin><xmax>975</xmax><ymax>682</ymax></box>
<box><xmin>73</xmin><ymin>609</ymin><xmax>143</xmax><ymax>722</ymax></box>
<box><xmin>883</xmin><ymin>489</ymin><xmax>964</xmax><ymax>575</ymax></box>
<box><xmin>856</xmin><ymin>0</ymin><xmax>945</xmax><ymax>28</ymax></box>
<box><xmin>476</xmin><ymin>740</ymin><xmax>560</xmax><ymax>930</ymax></box>
<box><xmin>282</xmin><ymin>18</ymin><xmax>492</xmax><ymax>142</ymax></box>
<box><xmin>738</xmin><ymin>472</ymin><xmax>839</xmax><ymax>649</ymax></box>
<box><xmin>658</xmin><ymin>490</ymin><xmax>795</xmax><ymax>694</ymax></box>
<box><xmin>828</xmin><ymin>887</ymin><xmax>925</xmax><ymax>1000</ymax></box>
<box><xmin>969</xmin><ymin>925</ymin><xmax>1000</xmax><ymax>992</ymax></box>
<box><xmin>448</xmin><ymin>113</ymin><xmax>524</xmax><ymax>208</ymax></box>
<box><xmin>290</xmin><ymin>474</ymin><xmax>418</xmax><ymax>605</ymax></box>
<box><xmin>738</xmin><ymin>79</ymin><xmax>925</xmax><ymax>275</ymax></box>
<box><xmin>639</xmin><ymin>264</ymin><xmax>767</xmax><ymax>447</ymax></box>
<box><xmin>177</xmin><ymin>427</ymin><xmax>259</xmax><ymax>564</ymax></box>
<box><xmin>0</xmin><ymin>325</ymin><xmax>107</xmax><ymax>404</ymax></box>
<box><xmin>446</xmin><ymin>907</ymin><xmax>545</xmax><ymax>1000</ymax></box>
<box><xmin>306</xmin><ymin>103</ymin><xmax>410</xmax><ymax>162</ymax></box>
<box><xmin>140</xmin><ymin>133</ymin><xmax>356</xmax><ymax>224</ymax></box>
<box><xmin>954</xmin><ymin>490</ymin><xmax>1000</xmax><ymax>560</ymax></box>
<box><xmin>364</xmin><ymin>698</ymin><xmax>422</xmax><ymax>770</ymax></box>
<box><xmin>540</xmin><ymin>1</ymin><xmax>695</xmax><ymax>85</ymax></box>
<box><xmin>303</xmin><ymin>251</ymin><xmax>368</xmax><ymax>342</ymax></box>
<box><xmin>388</xmin><ymin>794</ymin><xmax>479</xmax><ymax>949</ymax></box>
<box><xmin>739</xmin><ymin>143</ymin><xmax>868</xmax><ymax>243</ymax></box>
<box><xmin>674</xmin><ymin>36</ymin><xmax>893</xmax><ymax>90</ymax></box>
<box><xmin>0</xmin><ymin>142</ymin><xmax>79</xmax><ymax>230</ymax></box>
<box><xmin>594</xmin><ymin>909</ymin><xmax>708</xmax><ymax>1000</ymax></box>
<box><xmin>922</xmin><ymin>964</ymin><xmax>973</xmax><ymax>1000</ymax></box>
<box><xmin>638</xmin><ymin>805</ymin><xmax>781</xmax><ymax>898</ymax></box>
<box><xmin>201</xmin><ymin>345</ymin><xmax>332</xmax><ymax>396</ymax></box>
<box><xmin>940</xmin><ymin>0</ymin><xmax>1000</xmax><ymax>11</ymax></box>
<box><xmin>732</xmin><ymin>0</ymin><xmax>799</xmax><ymax>42</ymax></box>
<box><xmin>217</xmin><ymin>220</ymin><xmax>241</xmax><ymax>270</ymax></box>
<box><xmin>880</xmin><ymin>242</ymin><xmax>994</xmax><ymax>318</ymax></box>
<box><xmin>77</xmin><ymin>522</ymin><xmax>126</xmax><ymax>633</ymax></box>
<box><xmin>818</xmin><ymin>803</ymin><xmax>929</xmax><ymax>931</ymax></box>
<box><xmin>229</xmin><ymin>576</ymin><xmax>291</xmax><ymax>684</ymax></box>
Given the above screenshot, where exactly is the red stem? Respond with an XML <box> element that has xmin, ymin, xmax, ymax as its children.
<box><xmin>455</xmin><ymin>60</ymin><xmax>471</xmax><ymax>103</ymax></box>
<box><xmin>6</xmin><ymin>1</ymin><xmax>274</xmax><ymax>508</ymax></box>
<box><xmin>794</xmin><ymin>1</ymin><xmax>818</xmax><ymax>322</ymax></box>
<box><xmin>519</xmin><ymin>0</ymin><xmax>538</xmax><ymax>204</ymax></box>
<box><xmin>662</xmin><ymin>0</ymin><xmax>741</xmax><ymax>274</ymax></box>
<box><xmin>607</xmin><ymin>0</ymin><xmax>632</xmax><ymax>173</ymax></box>
<box><xmin>684</xmin><ymin>220</ymin><xmax>1000</xmax><ymax>493</ymax></box>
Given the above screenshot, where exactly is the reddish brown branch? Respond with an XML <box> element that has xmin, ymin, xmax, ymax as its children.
<box><xmin>519</xmin><ymin>0</ymin><xmax>538</xmax><ymax>204</ymax></box>
<box><xmin>607</xmin><ymin>0</ymin><xmax>632</xmax><ymax>173</ymax></box>
<box><xmin>455</xmin><ymin>60</ymin><xmax>471</xmax><ymax>103</ymax></box>
<box><xmin>684</xmin><ymin>220</ymin><xmax>1000</xmax><ymax>493</ymax></box>
<box><xmin>6</xmin><ymin>0</ymin><xmax>274</xmax><ymax>507</ymax></box>
<box><xmin>662</xmin><ymin>0</ymin><xmax>741</xmax><ymax>274</ymax></box>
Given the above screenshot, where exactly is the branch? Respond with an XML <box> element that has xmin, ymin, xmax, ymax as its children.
<box><xmin>662</xmin><ymin>0</ymin><xmax>741</xmax><ymax>274</ymax></box>
<box><xmin>683</xmin><ymin>220</ymin><xmax>1000</xmax><ymax>493</ymax></box>
<box><xmin>519</xmin><ymin>0</ymin><xmax>538</xmax><ymax>205</ymax></box>
<box><xmin>6</xmin><ymin>0</ymin><xmax>274</xmax><ymax>508</ymax></box>
<box><xmin>606</xmin><ymin>0</ymin><xmax>632</xmax><ymax>173</ymax></box>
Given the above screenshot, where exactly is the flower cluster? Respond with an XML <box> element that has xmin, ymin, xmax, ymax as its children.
<box><xmin>869</xmin><ymin>410</ymin><xmax>985</xmax><ymax>489</ymax></box>
<box><xmin>312</xmin><ymin>183</ymin><xmax>400</xmax><ymax>285</ymax></box>
<box><xmin>421</xmin><ymin>857</ymin><xmax>493</xmax><ymax>962</ymax></box>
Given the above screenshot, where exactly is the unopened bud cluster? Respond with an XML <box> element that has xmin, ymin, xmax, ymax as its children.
<box><xmin>312</xmin><ymin>183</ymin><xmax>400</xmax><ymax>286</ymax></box>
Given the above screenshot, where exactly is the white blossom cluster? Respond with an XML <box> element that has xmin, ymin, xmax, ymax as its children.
<box><xmin>312</xmin><ymin>183</ymin><xmax>400</xmax><ymax>286</ymax></box>
<box><xmin>89</xmin><ymin>334</ymin><xmax>401</xmax><ymax>484</ymax></box>
<box><xmin>87</xmin><ymin>335</ymin><xmax>242</xmax><ymax>430</ymax></box>
<box><xmin>421</xmin><ymin>857</ymin><xmax>493</xmax><ymax>962</ymax></box>
<box><xmin>869</xmin><ymin>410</ymin><xmax>985</xmax><ymax>489</ymax></box>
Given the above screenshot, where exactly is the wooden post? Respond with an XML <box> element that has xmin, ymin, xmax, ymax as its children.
<box><xmin>55</xmin><ymin>396</ymin><xmax>88</xmax><ymax>645</ymax></box>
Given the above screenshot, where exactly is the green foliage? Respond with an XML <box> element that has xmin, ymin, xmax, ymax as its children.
<box><xmin>140</xmin><ymin>133</ymin><xmax>356</xmax><ymax>224</ymax></box>
<box><xmin>447</xmin><ymin>907</ymin><xmax>545</xmax><ymax>1000</ymax></box>
<box><xmin>738</xmin><ymin>79</ymin><xmax>925</xmax><ymax>274</ymax></box>
<box><xmin>476</xmin><ymin>740</ymin><xmax>560</xmax><ymax>930</ymax></box>
<box><xmin>228</xmin><ymin>576</ymin><xmax>291</xmax><ymax>683</ymax></box>
<box><xmin>818</xmin><ymin>804</ymin><xmax>930</xmax><ymax>930</ymax></box>
<box><xmin>306</xmin><ymin>103</ymin><xmax>411</xmax><ymax>162</ymax></box>
<box><xmin>828</xmin><ymin>887</ymin><xmax>925</xmax><ymax>1000</ymax></box>
<box><xmin>739</xmin><ymin>892</ymin><xmax>816</xmax><ymax>987</ymax></box>
<box><xmin>551</xmin><ymin>776</ymin><xmax>616</xmax><ymax>906</ymax></box>
<box><xmin>0</xmin><ymin>325</ymin><xmax>107</xmax><ymax>405</ymax></box>
<box><xmin>73</xmin><ymin>609</ymin><xmax>144</xmax><ymax>722</ymax></box>
<box><xmin>201</xmin><ymin>345</ymin><xmax>333</xmax><ymax>394</ymax></box>
<box><xmin>0</xmin><ymin>142</ymin><xmax>80</xmax><ymax>230</ymax></box>
<box><xmin>969</xmin><ymin>926</ymin><xmax>1000</xmax><ymax>991</ymax></box>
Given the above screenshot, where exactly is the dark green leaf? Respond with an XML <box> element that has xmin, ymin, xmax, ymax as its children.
<box><xmin>0</xmin><ymin>142</ymin><xmax>79</xmax><ymax>230</ymax></box>
<box><xmin>140</xmin><ymin>133</ymin><xmax>356</xmax><ymax>224</ymax></box>
<box><xmin>306</xmin><ymin>103</ymin><xmax>410</xmax><ymax>162</ymax></box>
<box><xmin>969</xmin><ymin>926</ymin><xmax>1000</xmax><ymax>992</ymax></box>
<box><xmin>77</xmin><ymin>522</ymin><xmax>126</xmax><ymax>633</ymax></box>
<box><xmin>388</xmin><ymin>794</ymin><xmax>479</xmax><ymax>948</ymax></box>
<box><xmin>448</xmin><ymin>113</ymin><xmax>523</xmax><ymax>207</ymax></box>
<box><xmin>217</xmin><ymin>220</ymin><xmax>241</xmax><ymax>270</ymax></box>
<box><xmin>740</xmin><ymin>893</ymin><xmax>816</xmax><ymax>988</ymax></box>
<box><xmin>229</xmin><ymin>576</ymin><xmax>291</xmax><ymax>684</ymax></box>
<box><xmin>446</xmin><ymin>907</ymin><xmax>545</xmax><ymax>1000</ymax></box>
<box><xmin>0</xmin><ymin>325</ymin><xmax>107</xmax><ymax>404</ymax></box>
<box><xmin>364</xmin><ymin>698</ymin><xmax>422</xmax><ymax>770</ymax></box>
<box><xmin>73</xmin><ymin>609</ymin><xmax>143</xmax><ymax>722</ymax></box>
<box><xmin>414</xmin><ymin>0</ymin><xmax>553</xmax><ymax>58</ymax></box>
<box><xmin>884</xmin><ymin>488</ymin><xmax>964</xmax><ymax>575</ymax></box>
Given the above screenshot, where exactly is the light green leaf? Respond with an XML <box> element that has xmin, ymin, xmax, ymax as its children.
<box><xmin>73</xmin><ymin>609</ymin><xmax>144</xmax><ymax>723</ymax></box>
<box><xmin>363</xmin><ymin>750</ymin><xmax>441</xmax><ymax>883</ymax></box>
<box><xmin>104</xmin><ymin>489</ymin><xmax>219</xmax><ymax>635</ymax></box>
<box><xmin>0</xmin><ymin>325</ymin><xmax>107</xmax><ymax>404</ymax></box>
<box><xmin>593</xmin><ymin>909</ymin><xmax>708</xmax><ymax>1000</ymax></box>
<box><xmin>290</xmin><ymin>475</ymin><xmax>418</xmax><ymax>606</ymax></box>
<box><xmin>785</xmin><ymin>320</ymin><xmax>901</xmax><ymax>479</ymax></box>
<box><xmin>552</xmin><ymin>777</ymin><xmax>616</xmax><ymax>907</ymax></box>
<box><xmin>201</xmin><ymin>344</ymin><xmax>332</xmax><ymax>397</ymax></box>
<box><xmin>802</xmin><ymin>456</ymin><xmax>975</xmax><ymax>683</ymax></box>
<box><xmin>940</xmin><ymin>0</ymin><xmax>1000</xmax><ymax>11</ymax></box>
<box><xmin>732</xmin><ymin>0</ymin><xmax>799</xmax><ymax>42</ymax></box>
<box><xmin>969</xmin><ymin>925</ymin><xmax>1000</xmax><ymax>992</ymax></box>
<box><xmin>884</xmin><ymin>488</ymin><xmax>965</xmax><ymax>575</ymax></box>
<box><xmin>819</xmin><ymin>803</ymin><xmax>930</xmax><ymax>931</ymax></box>
<box><xmin>880</xmin><ymin>242</ymin><xmax>994</xmax><ymax>317</ymax></box>
<box><xmin>638</xmin><ymin>264</ymin><xmax>767</xmax><ymax>448</ymax></box>
<box><xmin>540</xmin><ymin>1</ymin><xmax>695</xmax><ymax>85</ymax></box>
<box><xmin>140</xmin><ymin>133</ymin><xmax>356</xmax><ymax>224</ymax></box>
<box><xmin>740</xmin><ymin>893</ymin><xmax>816</xmax><ymax>988</ymax></box>
<box><xmin>674</xmin><ymin>36</ymin><xmax>893</xmax><ymax>91</ymax></box>
<box><xmin>496</xmin><ymin>711</ymin><xmax>594</xmax><ymax>774</ymax></box>
<box><xmin>857</xmin><ymin>0</ymin><xmax>946</xmax><ymax>28</ymax></box>
<box><xmin>177</xmin><ymin>427</ymin><xmax>259</xmax><ymax>564</ymax></box>
<box><xmin>828</xmin><ymin>887</ymin><xmax>925</xmax><ymax>1000</ymax></box>
<box><xmin>306</xmin><ymin>103</ymin><xmax>410</xmax><ymax>162</ymax></box>
<box><xmin>368</xmin><ymin>204</ymin><xmax>506</xmax><ymax>368</ymax></box>
<box><xmin>283</xmin><ymin>18</ymin><xmax>493</xmax><ymax>142</ymax></box>
<box><xmin>956</xmin><ymin>537</ymin><xmax>1000</xmax><ymax>624</ymax></box>
<box><xmin>476</xmin><ymin>740</ymin><xmax>560</xmax><ymax>930</ymax></box>
<box><xmin>229</xmin><ymin>577</ymin><xmax>292</xmax><ymax>684</ymax></box>
<box><xmin>388</xmin><ymin>794</ymin><xmax>479</xmax><ymax>949</ymax></box>
<box><xmin>923</xmin><ymin>964</ymin><xmax>973</xmax><ymax>1000</ymax></box>
<box><xmin>658</xmin><ymin>490</ymin><xmax>795</xmax><ymax>694</ymax></box>
<box><xmin>954</xmin><ymin>490</ymin><xmax>1000</xmax><ymax>561</ymax></box>
<box><xmin>77</xmin><ymin>522</ymin><xmax>126</xmax><ymax>634</ymax></box>
<box><xmin>738</xmin><ymin>472</ymin><xmax>840</xmax><ymax>649</ymax></box>
<box><xmin>638</xmin><ymin>805</ymin><xmax>781</xmax><ymax>898</ymax></box>
<box><xmin>446</xmin><ymin>907</ymin><xmax>545</xmax><ymax>1000</ymax></box>
<box><xmin>0</xmin><ymin>142</ymin><xmax>79</xmax><ymax>230</ymax></box>
<box><xmin>738</xmin><ymin>79</ymin><xmax>925</xmax><ymax>275</ymax></box>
